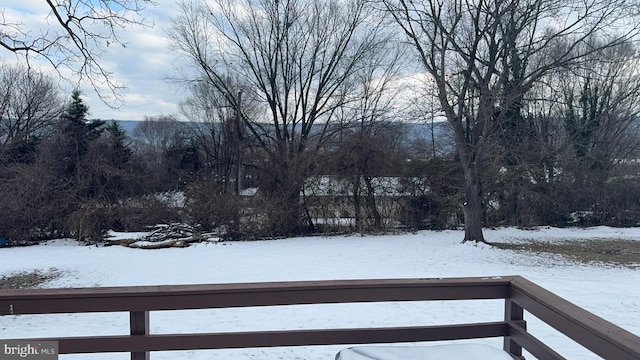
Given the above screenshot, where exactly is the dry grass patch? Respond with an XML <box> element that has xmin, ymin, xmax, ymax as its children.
<box><xmin>0</xmin><ymin>268</ymin><xmax>62</xmax><ymax>289</ymax></box>
<box><xmin>493</xmin><ymin>238</ymin><xmax>640</xmax><ymax>268</ymax></box>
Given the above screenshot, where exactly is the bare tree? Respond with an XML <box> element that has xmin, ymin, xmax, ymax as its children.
<box><xmin>170</xmin><ymin>0</ymin><xmax>397</xmax><ymax>236</ymax></box>
<box><xmin>132</xmin><ymin>115</ymin><xmax>192</xmax><ymax>190</ymax></box>
<box><xmin>330</xmin><ymin>51</ymin><xmax>407</xmax><ymax>232</ymax></box>
<box><xmin>133</xmin><ymin>115</ymin><xmax>186</xmax><ymax>163</ymax></box>
<box><xmin>383</xmin><ymin>0</ymin><xmax>640</xmax><ymax>242</ymax></box>
<box><xmin>0</xmin><ymin>157</ymin><xmax>65</xmax><ymax>242</ymax></box>
<box><xmin>534</xmin><ymin>40</ymin><xmax>640</xmax><ymax>224</ymax></box>
<box><xmin>180</xmin><ymin>80</ymin><xmax>253</xmax><ymax>195</ymax></box>
<box><xmin>0</xmin><ymin>0</ymin><xmax>155</xmax><ymax>103</ymax></box>
<box><xmin>179</xmin><ymin>80</ymin><xmax>252</xmax><ymax>236</ymax></box>
<box><xmin>0</xmin><ymin>64</ymin><xmax>63</xmax><ymax>162</ymax></box>
<box><xmin>557</xmin><ymin>41</ymin><xmax>640</xmax><ymax>179</ymax></box>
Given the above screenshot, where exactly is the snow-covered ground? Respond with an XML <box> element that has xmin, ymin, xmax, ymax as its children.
<box><xmin>1</xmin><ymin>227</ymin><xmax>639</xmax><ymax>359</ymax></box>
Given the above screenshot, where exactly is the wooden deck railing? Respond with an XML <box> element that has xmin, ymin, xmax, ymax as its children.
<box><xmin>1</xmin><ymin>276</ymin><xmax>639</xmax><ymax>359</ymax></box>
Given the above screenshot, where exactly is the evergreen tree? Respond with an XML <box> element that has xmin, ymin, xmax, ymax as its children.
<box><xmin>59</xmin><ymin>90</ymin><xmax>105</xmax><ymax>176</ymax></box>
<box><xmin>104</xmin><ymin>121</ymin><xmax>132</xmax><ymax>166</ymax></box>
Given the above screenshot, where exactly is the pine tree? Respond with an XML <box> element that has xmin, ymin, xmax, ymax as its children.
<box><xmin>59</xmin><ymin>90</ymin><xmax>105</xmax><ymax>176</ymax></box>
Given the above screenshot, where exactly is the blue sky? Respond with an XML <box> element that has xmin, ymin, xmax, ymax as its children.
<box><xmin>1</xmin><ymin>1</ymin><xmax>182</xmax><ymax>120</ymax></box>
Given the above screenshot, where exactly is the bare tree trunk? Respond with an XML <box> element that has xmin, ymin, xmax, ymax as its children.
<box><xmin>352</xmin><ymin>176</ymin><xmax>362</xmax><ymax>233</ymax></box>
<box><xmin>462</xmin><ymin>167</ymin><xmax>485</xmax><ymax>243</ymax></box>
<box><xmin>363</xmin><ymin>176</ymin><xmax>382</xmax><ymax>231</ymax></box>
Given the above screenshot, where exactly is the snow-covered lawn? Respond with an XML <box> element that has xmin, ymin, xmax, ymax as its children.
<box><xmin>1</xmin><ymin>227</ymin><xmax>639</xmax><ymax>359</ymax></box>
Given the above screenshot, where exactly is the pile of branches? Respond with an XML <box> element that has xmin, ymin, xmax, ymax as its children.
<box><xmin>107</xmin><ymin>224</ymin><xmax>218</xmax><ymax>249</ymax></box>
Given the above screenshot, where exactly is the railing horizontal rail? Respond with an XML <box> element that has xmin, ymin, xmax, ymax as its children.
<box><xmin>0</xmin><ymin>277</ymin><xmax>513</xmax><ymax>315</ymax></box>
<box><xmin>13</xmin><ymin>322</ymin><xmax>509</xmax><ymax>354</ymax></box>
<box><xmin>510</xmin><ymin>276</ymin><xmax>640</xmax><ymax>360</ymax></box>
<box><xmin>507</xmin><ymin>322</ymin><xmax>564</xmax><ymax>360</ymax></box>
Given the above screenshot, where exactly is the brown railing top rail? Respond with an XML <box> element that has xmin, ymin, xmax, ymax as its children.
<box><xmin>0</xmin><ymin>276</ymin><xmax>514</xmax><ymax>315</ymax></box>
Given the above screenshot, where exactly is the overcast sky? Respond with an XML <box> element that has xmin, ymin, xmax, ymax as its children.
<box><xmin>2</xmin><ymin>1</ymin><xmax>183</xmax><ymax>121</ymax></box>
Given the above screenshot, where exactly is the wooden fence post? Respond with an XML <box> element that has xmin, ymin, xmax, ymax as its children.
<box><xmin>130</xmin><ymin>311</ymin><xmax>150</xmax><ymax>360</ymax></box>
<box><xmin>504</xmin><ymin>297</ymin><xmax>525</xmax><ymax>359</ymax></box>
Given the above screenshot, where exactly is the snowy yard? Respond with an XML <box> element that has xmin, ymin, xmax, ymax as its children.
<box><xmin>1</xmin><ymin>227</ymin><xmax>639</xmax><ymax>359</ymax></box>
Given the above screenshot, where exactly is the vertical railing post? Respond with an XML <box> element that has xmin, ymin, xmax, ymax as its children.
<box><xmin>130</xmin><ymin>311</ymin><xmax>150</xmax><ymax>360</ymax></box>
<box><xmin>504</xmin><ymin>297</ymin><xmax>525</xmax><ymax>359</ymax></box>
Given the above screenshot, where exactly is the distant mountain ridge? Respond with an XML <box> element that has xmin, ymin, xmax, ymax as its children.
<box><xmin>105</xmin><ymin>120</ymin><xmax>140</xmax><ymax>136</ymax></box>
<box><xmin>105</xmin><ymin>120</ymin><xmax>454</xmax><ymax>152</ymax></box>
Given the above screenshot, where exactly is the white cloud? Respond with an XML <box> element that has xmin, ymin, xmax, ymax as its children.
<box><xmin>82</xmin><ymin>3</ymin><xmax>186</xmax><ymax>120</ymax></box>
<box><xmin>2</xmin><ymin>1</ymin><xmax>185</xmax><ymax>120</ymax></box>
